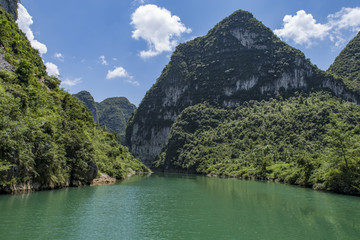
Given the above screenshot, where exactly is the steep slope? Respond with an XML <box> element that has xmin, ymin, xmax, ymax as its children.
<box><xmin>73</xmin><ymin>91</ymin><xmax>136</xmax><ymax>141</ymax></box>
<box><xmin>154</xmin><ymin>93</ymin><xmax>360</xmax><ymax>195</ymax></box>
<box><xmin>73</xmin><ymin>90</ymin><xmax>99</xmax><ymax>122</ymax></box>
<box><xmin>0</xmin><ymin>7</ymin><xmax>148</xmax><ymax>193</ymax></box>
<box><xmin>0</xmin><ymin>0</ymin><xmax>17</xmax><ymax>19</ymax></box>
<box><xmin>126</xmin><ymin>10</ymin><xmax>359</xmax><ymax>165</ymax></box>
<box><xmin>327</xmin><ymin>31</ymin><xmax>360</xmax><ymax>95</ymax></box>
<box><xmin>97</xmin><ymin>97</ymin><xmax>136</xmax><ymax>137</ymax></box>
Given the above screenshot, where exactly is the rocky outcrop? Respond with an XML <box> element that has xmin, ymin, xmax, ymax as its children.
<box><xmin>0</xmin><ymin>52</ymin><xmax>15</xmax><ymax>71</ymax></box>
<box><xmin>0</xmin><ymin>0</ymin><xmax>17</xmax><ymax>19</ymax></box>
<box><xmin>126</xmin><ymin>10</ymin><xmax>360</xmax><ymax>166</ymax></box>
<box><xmin>91</xmin><ymin>173</ymin><xmax>116</xmax><ymax>186</ymax></box>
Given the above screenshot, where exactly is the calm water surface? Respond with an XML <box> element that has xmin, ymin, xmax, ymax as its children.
<box><xmin>0</xmin><ymin>173</ymin><xmax>359</xmax><ymax>239</ymax></box>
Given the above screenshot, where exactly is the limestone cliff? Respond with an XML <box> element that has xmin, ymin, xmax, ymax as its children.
<box><xmin>0</xmin><ymin>0</ymin><xmax>17</xmax><ymax>19</ymax></box>
<box><xmin>126</xmin><ymin>10</ymin><xmax>359</xmax><ymax>166</ymax></box>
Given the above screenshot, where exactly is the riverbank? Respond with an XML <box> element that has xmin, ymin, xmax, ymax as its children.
<box><xmin>0</xmin><ymin>171</ymin><xmax>152</xmax><ymax>194</ymax></box>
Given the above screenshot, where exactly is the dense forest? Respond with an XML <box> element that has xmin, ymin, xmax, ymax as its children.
<box><xmin>154</xmin><ymin>93</ymin><xmax>360</xmax><ymax>194</ymax></box>
<box><xmin>126</xmin><ymin>10</ymin><xmax>358</xmax><ymax>166</ymax></box>
<box><xmin>0</xmin><ymin>7</ymin><xmax>148</xmax><ymax>193</ymax></box>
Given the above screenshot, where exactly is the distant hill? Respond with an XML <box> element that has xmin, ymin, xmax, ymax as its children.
<box><xmin>327</xmin><ymin>31</ymin><xmax>360</xmax><ymax>95</ymax></box>
<box><xmin>73</xmin><ymin>91</ymin><xmax>136</xmax><ymax>142</ymax></box>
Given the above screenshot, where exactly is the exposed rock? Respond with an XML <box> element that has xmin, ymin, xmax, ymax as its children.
<box><xmin>0</xmin><ymin>52</ymin><xmax>15</xmax><ymax>71</ymax></box>
<box><xmin>86</xmin><ymin>161</ymin><xmax>98</xmax><ymax>183</ymax></box>
<box><xmin>91</xmin><ymin>173</ymin><xmax>116</xmax><ymax>186</ymax></box>
<box><xmin>0</xmin><ymin>0</ymin><xmax>17</xmax><ymax>20</ymax></box>
<box><xmin>126</xmin><ymin>10</ymin><xmax>360</xmax><ymax>166</ymax></box>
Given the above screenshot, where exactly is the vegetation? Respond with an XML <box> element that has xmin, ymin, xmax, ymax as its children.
<box><xmin>154</xmin><ymin>93</ymin><xmax>360</xmax><ymax>195</ymax></box>
<box><xmin>327</xmin><ymin>31</ymin><xmax>360</xmax><ymax>95</ymax></box>
<box><xmin>126</xmin><ymin>10</ymin><xmax>356</xmax><ymax>163</ymax></box>
<box><xmin>0</xmin><ymin>8</ymin><xmax>148</xmax><ymax>193</ymax></box>
<box><xmin>73</xmin><ymin>91</ymin><xmax>136</xmax><ymax>143</ymax></box>
<box><xmin>72</xmin><ymin>91</ymin><xmax>99</xmax><ymax>122</ymax></box>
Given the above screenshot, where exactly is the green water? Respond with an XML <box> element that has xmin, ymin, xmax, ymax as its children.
<box><xmin>0</xmin><ymin>174</ymin><xmax>359</xmax><ymax>240</ymax></box>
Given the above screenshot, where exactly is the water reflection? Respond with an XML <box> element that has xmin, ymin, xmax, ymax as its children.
<box><xmin>0</xmin><ymin>174</ymin><xmax>359</xmax><ymax>240</ymax></box>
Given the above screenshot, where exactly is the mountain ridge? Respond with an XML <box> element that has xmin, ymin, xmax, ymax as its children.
<box><xmin>327</xmin><ymin>31</ymin><xmax>360</xmax><ymax>95</ymax></box>
<box><xmin>126</xmin><ymin>9</ymin><xmax>360</xmax><ymax>166</ymax></box>
<box><xmin>73</xmin><ymin>90</ymin><xmax>136</xmax><ymax>142</ymax></box>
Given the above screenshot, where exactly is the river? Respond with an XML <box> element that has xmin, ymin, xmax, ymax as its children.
<box><xmin>0</xmin><ymin>173</ymin><xmax>359</xmax><ymax>239</ymax></box>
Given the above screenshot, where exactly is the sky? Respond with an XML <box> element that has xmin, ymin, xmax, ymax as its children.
<box><xmin>16</xmin><ymin>0</ymin><xmax>360</xmax><ymax>106</ymax></box>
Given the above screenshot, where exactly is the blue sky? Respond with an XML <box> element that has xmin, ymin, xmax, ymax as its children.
<box><xmin>17</xmin><ymin>0</ymin><xmax>360</xmax><ymax>106</ymax></box>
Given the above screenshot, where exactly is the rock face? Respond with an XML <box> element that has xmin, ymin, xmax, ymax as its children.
<box><xmin>126</xmin><ymin>10</ymin><xmax>360</xmax><ymax>166</ymax></box>
<box><xmin>0</xmin><ymin>52</ymin><xmax>15</xmax><ymax>71</ymax></box>
<box><xmin>91</xmin><ymin>173</ymin><xmax>116</xmax><ymax>186</ymax></box>
<box><xmin>0</xmin><ymin>0</ymin><xmax>17</xmax><ymax>19</ymax></box>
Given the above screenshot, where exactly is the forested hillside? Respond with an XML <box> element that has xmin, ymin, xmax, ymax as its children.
<box><xmin>0</xmin><ymin>7</ymin><xmax>148</xmax><ymax>193</ymax></box>
<box><xmin>126</xmin><ymin>10</ymin><xmax>358</xmax><ymax>166</ymax></box>
<box><xmin>73</xmin><ymin>91</ymin><xmax>136</xmax><ymax>143</ymax></box>
<box><xmin>327</xmin><ymin>31</ymin><xmax>360</xmax><ymax>95</ymax></box>
<box><xmin>154</xmin><ymin>93</ymin><xmax>360</xmax><ymax>195</ymax></box>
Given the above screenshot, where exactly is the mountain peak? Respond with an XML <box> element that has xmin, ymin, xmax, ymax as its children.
<box><xmin>227</xmin><ymin>9</ymin><xmax>254</xmax><ymax>20</ymax></box>
<box><xmin>126</xmin><ymin>10</ymin><xmax>359</xmax><ymax>165</ymax></box>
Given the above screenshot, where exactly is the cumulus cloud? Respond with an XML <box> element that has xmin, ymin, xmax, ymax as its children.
<box><xmin>99</xmin><ymin>55</ymin><xmax>108</xmax><ymax>65</ymax></box>
<box><xmin>106</xmin><ymin>66</ymin><xmax>132</xmax><ymax>79</ymax></box>
<box><xmin>61</xmin><ymin>77</ymin><xmax>82</xmax><ymax>87</ymax></box>
<box><xmin>16</xmin><ymin>4</ymin><xmax>47</xmax><ymax>55</ymax></box>
<box><xmin>106</xmin><ymin>66</ymin><xmax>139</xmax><ymax>86</ymax></box>
<box><xmin>131</xmin><ymin>4</ymin><xmax>191</xmax><ymax>58</ymax></box>
<box><xmin>45</xmin><ymin>62</ymin><xmax>60</xmax><ymax>77</ymax></box>
<box><xmin>53</xmin><ymin>53</ymin><xmax>64</xmax><ymax>62</ymax></box>
<box><xmin>274</xmin><ymin>10</ymin><xmax>330</xmax><ymax>46</ymax></box>
<box><xmin>328</xmin><ymin>7</ymin><xmax>360</xmax><ymax>32</ymax></box>
<box><xmin>125</xmin><ymin>79</ymin><xmax>140</xmax><ymax>86</ymax></box>
<box><xmin>274</xmin><ymin>7</ymin><xmax>360</xmax><ymax>48</ymax></box>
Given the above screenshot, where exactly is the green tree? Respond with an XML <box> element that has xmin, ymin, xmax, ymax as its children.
<box><xmin>325</xmin><ymin>113</ymin><xmax>359</xmax><ymax>170</ymax></box>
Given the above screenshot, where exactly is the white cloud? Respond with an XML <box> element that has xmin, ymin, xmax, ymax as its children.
<box><xmin>106</xmin><ymin>66</ymin><xmax>132</xmax><ymax>79</ymax></box>
<box><xmin>274</xmin><ymin>7</ymin><xmax>360</xmax><ymax>48</ymax></box>
<box><xmin>16</xmin><ymin>4</ymin><xmax>47</xmax><ymax>55</ymax></box>
<box><xmin>274</xmin><ymin>10</ymin><xmax>330</xmax><ymax>46</ymax></box>
<box><xmin>99</xmin><ymin>55</ymin><xmax>108</xmax><ymax>65</ymax></box>
<box><xmin>133</xmin><ymin>0</ymin><xmax>147</xmax><ymax>4</ymax></box>
<box><xmin>106</xmin><ymin>66</ymin><xmax>139</xmax><ymax>86</ymax></box>
<box><xmin>61</xmin><ymin>77</ymin><xmax>82</xmax><ymax>87</ymax></box>
<box><xmin>53</xmin><ymin>53</ymin><xmax>64</xmax><ymax>62</ymax></box>
<box><xmin>328</xmin><ymin>7</ymin><xmax>360</xmax><ymax>32</ymax></box>
<box><xmin>45</xmin><ymin>62</ymin><xmax>60</xmax><ymax>77</ymax></box>
<box><xmin>131</xmin><ymin>4</ymin><xmax>192</xmax><ymax>58</ymax></box>
<box><xmin>125</xmin><ymin>79</ymin><xmax>140</xmax><ymax>86</ymax></box>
